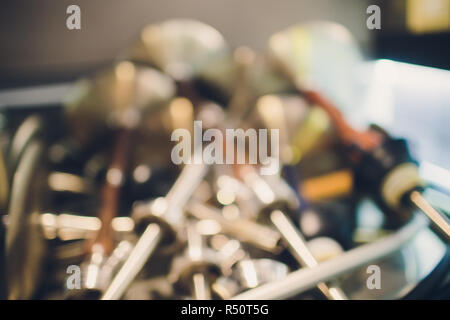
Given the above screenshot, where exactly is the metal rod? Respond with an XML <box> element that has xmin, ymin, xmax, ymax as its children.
<box><xmin>270</xmin><ymin>210</ymin><xmax>347</xmax><ymax>300</ymax></box>
<box><xmin>6</xmin><ymin>140</ymin><xmax>45</xmax><ymax>299</ymax></box>
<box><xmin>192</xmin><ymin>273</ymin><xmax>211</xmax><ymax>300</ymax></box>
<box><xmin>89</xmin><ymin>129</ymin><xmax>133</xmax><ymax>256</ymax></box>
<box><xmin>410</xmin><ymin>191</ymin><xmax>450</xmax><ymax>239</ymax></box>
<box><xmin>101</xmin><ymin>223</ymin><xmax>161</xmax><ymax>300</ymax></box>
<box><xmin>186</xmin><ymin>222</ymin><xmax>212</xmax><ymax>300</ymax></box>
<box><xmin>163</xmin><ymin>163</ymin><xmax>209</xmax><ymax>226</ymax></box>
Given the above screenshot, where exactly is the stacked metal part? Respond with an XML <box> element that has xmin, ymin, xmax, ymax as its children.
<box><xmin>0</xmin><ymin>19</ymin><xmax>448</xmax><ymax>300</ymax></box>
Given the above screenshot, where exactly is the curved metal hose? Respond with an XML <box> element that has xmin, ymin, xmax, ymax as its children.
<box><xmin>232</xmin><ymin>214</ymin><xmax>428</xmax><ymax>300</ymax></box>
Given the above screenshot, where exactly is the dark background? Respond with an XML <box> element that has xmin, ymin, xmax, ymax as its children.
<box><xmin>0</xmin><ymin>0</ymin><xmax>448</xmax><ymax>88</ymax></box>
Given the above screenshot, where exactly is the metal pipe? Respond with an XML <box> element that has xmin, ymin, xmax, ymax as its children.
<box><xmin>270</xmin><ymin>210</ymin><xmax>347</xmax><ymax>300</ymax></box>
<box><xmin>410</xmin><ymin>191</ymin><xmax>450</xmax><ymax>239</ymax></box>
<box><xmin>101</xmin><ymin>223</ymin><xmax>161</xmax><ymax>300</ymax></box>
<box><xmin>192</xmin><ymin>273</ymin><xmax>211</xmax><ymax>300</ymax></box>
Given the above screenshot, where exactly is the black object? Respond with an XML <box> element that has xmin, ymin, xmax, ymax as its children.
<box><xmin>375</xmin><ymin>32</ymin><xmax>450</xmax><ymax>71</ymax></box>
<box><xmin>296</xmin><ymin>200</ymin><xmax>356</xmax><ymax>250</ymax></box>
<box><xmin>353</xmin><ymin>128</ymin><xmax>421</xmax><ymax>199</ymax></box>
<box><xmin>402</xmin><ymin>246</ymin><xmax>450</xmax><ymax>300</ymax></box>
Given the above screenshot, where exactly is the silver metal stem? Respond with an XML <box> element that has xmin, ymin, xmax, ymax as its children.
<box><xmin>101</xmin><ymin>223</ymin><xmax>161</xmax><ymax>300</ymax></box>
<box><xmin>270</xmin><ymin>210</ymin><xmax>347</xmax><ymax>300</ymax></box>
<box><xmin>410</xmin><ymin>191</ymin><xmax>450</xmax><ymax>239</ymax></box>
<box><xmin>192</xmin><ymin>273</ymin><xmax>211</xmax><ymax>300</ymax></box>
<box><xmin>163</xmin><ymin>162</ymin><xmax>209</xmax><ymax>226</ymax></box>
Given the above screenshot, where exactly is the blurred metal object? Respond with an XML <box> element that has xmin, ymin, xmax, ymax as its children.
<box><xmin>68</xmin><ymin>61</ymin><xmax>177</xmax><ymax>301</ymax></box>
<box><xmin>170</xmin><ymin>223</ymin><xmax>220</xmax><ymax>299</ymax></box>
<box><xmin>102</xmin><ymin>162</ymin><xmax>208</xmax><ymax>300</ymax></box>
<box><xmin>7</xmin><ymin>115</ymin><xmax>43</xmax><ymax>172</ymax></box>
<box><xmin>39</xmin><ymin>213</ymin><xmax>134</xmax><ymax>241</ymax></box>
<box><xmin>186</xmin><ymin>200</ymin><xmax>282</xmax><ymax>253</ymax></box>
<box><xmin>47</xmin><ymin>172</ymin><xmax>94</xmax><ymax>194</ymax></box>
<box><xmin>0</xmin><ymin>148</ymin><xmax>8</xmax><ymax>209</ymax></box>
<box><xmin>101</xmin><ymin>223</ymin><xmax>162</xmax><ymax>300</ymax></box>
<box><xmin>65</xmin><ymin>240</ymin><xmax>133</xmax><ymax>299</ymax></box>
<box><xmin>267</xmin><ymin>21</ymin><xmax>364</xmax><ymax>122</ymax></box>
<box><xmin>65</xmin><ymin>61</ymin><xmax>175</xmax><ymax>145</ymax></box>
<box><xmin>306</xmin><ymin>237</ymin><xmax>344</xmax><ymax>263</ymax></box>
<box><xmin>235</xmin><ymin>165</ymin><xmax>347</xmax><ymax>299</ymax></box>
<box><xmin>100</xmin><ymin>21</ymin><xmax>240</xmax><ymax>299</ymax></box>
<box><xmin>0</xmin><ymin>149</ymin><xmax>6</xmax><ymax>299</ymax></box>
<box><xmin>89</xmin><ymin>129</ymin><xmax>133</xmax><ymax>254</ymax></box>
<box><xmin>211</xmin><ymin>237</ymin><xmax>288</xmax><ymax>297</ymax></box>
<box><xmin>40</xmin><ymin>213</ymin><xmax>101</xmax><ymax>240</ymax></box>
<box><xmin>212</xmin><ymin>237</ymin><xmax>247</xmax><ymax>276</ymax></box>
<box><xmin>211</xmin><ymin>276</ymin><xmax>240</xmax><ymax>300</ymax></box>
<box><xmin>100</xmin><ymin>240</ymin><xmax>134</xmax><ymax>287</ymax></box>
<box><xmin>239</xmin><ymin>168</ymin><xmax>299</xmax><ymax>210</ymax></box>
<box><xmin>2</xmin><ymin>18</ymin><xmax>448</xmax><ymax>301</ymax></box>
<box><xmin>234</xmin><ymin>258</ymin><xmax>289</xmax><ymax>289</ymax></box>
<box><xmin>226</xmin><ymin>46</ymin><xmax>256</xmax><ymax>122</ymax></box>
<box><xmin>6</xmin><ymin>137</ymin><xmax>47</xmax><ymax>299</ymax></box>
<box><xmin>130</xmin><ymin>19</ymin><xmax>235</xmax><ymax>96</ymax></box>
<box><xmin>270</xmin><ymin>210</ymin><xmax>347</xmax><ymax>300</ymax></box>
<box><xmin>80</xmin><ymin>243</ymin><xmax>106</xmax><ymax>297</ymax></box>
<box><xmin>260</xmin><ymin>96</ymin><xmax>291</xmax><ymax>158</ymax></box>
<box><xmin>232</xmin><ymin>214</ymin><xmax>428</xmax><ymax>300</ymax></box>
<box><xmin>267</xmin><ymin>19</ymin><xmax>449</xmax><ymax>264</ymax></box>
<box><xmin>410</xmin><ymin>191</ymin><xmax>450</xmax><ymax>239</ymax></box>
<box><xmin>267</xmin><ymin>22</ymin><xmax>381</xmax><ymax>151</ymax></box>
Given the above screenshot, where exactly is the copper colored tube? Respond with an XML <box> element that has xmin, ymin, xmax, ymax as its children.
<box><xmin>90</xmin><ymin>129</ymin><xmax>133</xmax><ymax>255</ymax></box>
<box><xmin>302</xmin><ymin>89</ymin><xmax>381</xmax><ymax>151</ymax></box>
